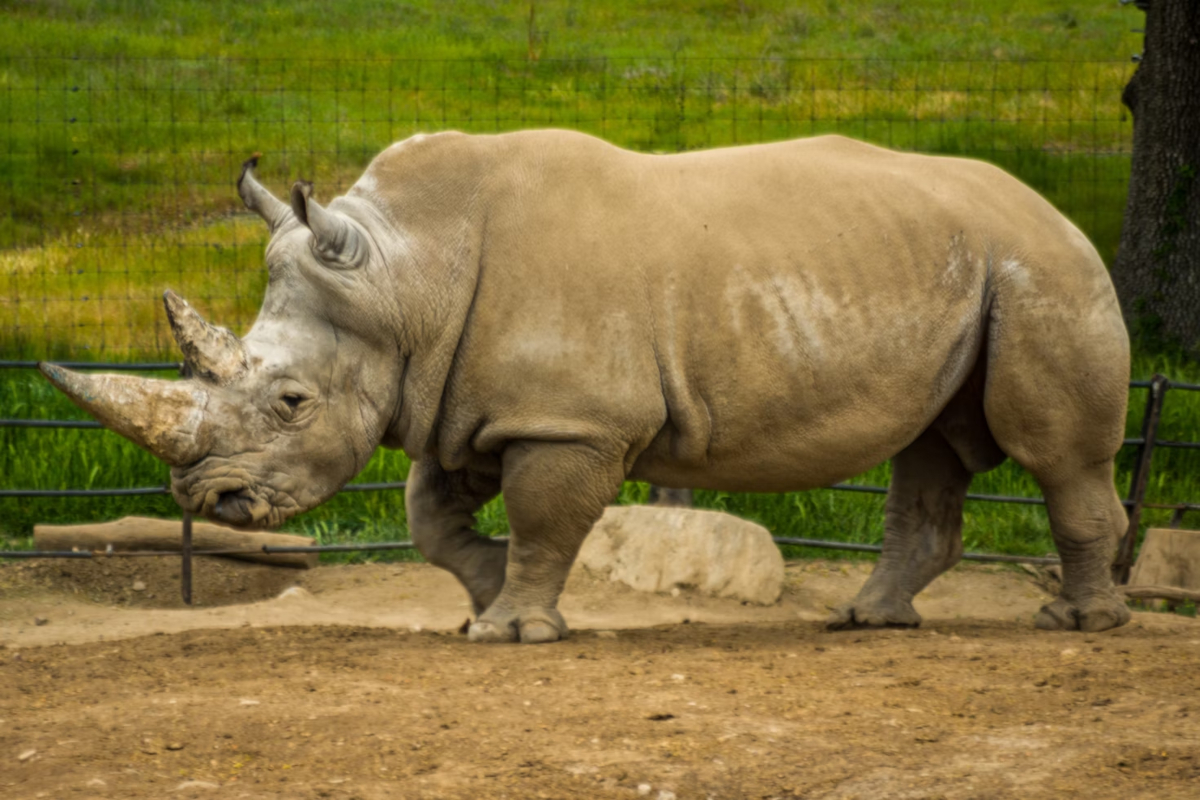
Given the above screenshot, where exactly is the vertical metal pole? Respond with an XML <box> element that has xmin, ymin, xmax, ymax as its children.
<box><xmin>181</xmin><ymin>510</ymin><xmax>193</xmax><ymax>606</ymax></box>
<box><xmin>1113</xmin><ymin>374</ymin><xmax>1169</xmax><ymax>584</ymax></box>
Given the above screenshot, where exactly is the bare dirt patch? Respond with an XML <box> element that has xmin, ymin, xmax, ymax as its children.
<box><xmin>1</xmin><ymin>559</ymin><xmax>1199</xmax><ymax>799</ymax></box>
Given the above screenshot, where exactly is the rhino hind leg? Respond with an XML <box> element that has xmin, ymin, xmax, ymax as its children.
<box><xmin>980</xmin><ymin>291</ymin><xmax>1132</xmax><ymax>633</ymax></box>
<box><xmin>405</xmin><ymin>460</ymin><xmax>507</xmax><ymax>616</ymax></box>
<box><xmin>827</xmin><ymin>427</ymin><xmax>973</xmax><ymax>631</ymax></box>
<box><xmin>1028</xmin><ymin>469</ymin><xmax>1131</xmax><ymax>632</ymax></box>
<box><xmin>469</xmin><ymin>441</ymin><xmax>624</xmax><ymax>644</ymax></box>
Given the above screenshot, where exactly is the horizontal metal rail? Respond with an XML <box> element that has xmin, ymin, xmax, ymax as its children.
<box><xmin>0</xmin><ymin>536</ymin><xmax>1060</xmax><ymax>565</ymax></box>
<box><xmin>832</xmin><ymin>482</ymin><xmax>1049</xmax><ymax>505</ymax></box>
<box><xmin>0</xmin><ymin>360</ymin><xmax>182</xmax><ymax>371</ymax></box>
<box><xmin>773</xmin><ymin>537</ymin><xmax>1062</xmax><ymax>565</ymax></box>
<box><xmin>0</xmin><ymin>486</ymin><xmax>170</xmax><ymax>498</ymax></box>
<box><xmin>1</xmin><ymin>419</ymin><xmax>104</xmax><ymax>428</ymax></box>
<box><xmin>0</xmin><ymin>482</ymin><xmax>406</xmax><ymax>498</ymax></box>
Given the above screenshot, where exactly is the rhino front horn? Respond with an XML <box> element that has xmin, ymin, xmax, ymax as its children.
<box><xmin>290</xmin><ymin>180</ymin><xmax>367</xmax><ymax>268</ymax></box>
<box><xmin>163</xmin><ymin>291</ymin><xmax>247</xmax><ymax>385</ymax></box>
<box><xmin>237</xmin><ymin>156</ymin><xmax>291</xmax><ymax>232</ymax></box>
<box><xmin>39</xmin><ymin>364</ymin><xmax>211</xmax><ymax>467</ymax></box>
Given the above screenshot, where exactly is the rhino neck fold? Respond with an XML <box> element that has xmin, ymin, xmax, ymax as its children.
<box><xmin>363</xmin><ymin>136</ymin><xmax>494</xmax><ymax>460</ymax></box>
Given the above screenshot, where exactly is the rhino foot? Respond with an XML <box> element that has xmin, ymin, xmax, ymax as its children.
<box><xmin>1034</xmin><ymin>595</ymin><xmax>1131</xmax><ymax>632</ymax></box>
<box><xmin>825</xmin><ymin>598</ymin><xmax>923</xmax><ymax>631</ymax></box>
<box><xmin>468</xmin><ymin>607</ymin><xmax>569</xmax><ymax>644</ymax></box>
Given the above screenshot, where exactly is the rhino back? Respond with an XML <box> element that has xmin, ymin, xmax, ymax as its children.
<box><xmin>430</xmin><ymin>130</ymin><xmax>1109</xmax><ymax>490</ymax></box>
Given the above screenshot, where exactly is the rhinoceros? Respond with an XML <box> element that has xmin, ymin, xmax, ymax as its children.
<box><xmin>42</xmin><ymin>130</ymin><xmax>1132</xmax><ymax>642</ymax></box>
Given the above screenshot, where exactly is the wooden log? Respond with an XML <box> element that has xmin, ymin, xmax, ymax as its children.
<box><xmin>1119</xmin><ymin>585</ymin><xmax>1200</xmax><ymax>604</ymax></box>
<box><xmin>33</xmin><ymin>516</ymin><xmax>319</xmax><ymax>569</ymax></box>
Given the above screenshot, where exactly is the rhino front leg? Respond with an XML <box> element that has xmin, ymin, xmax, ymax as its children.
<box><xmin>827</xmin><ymin>428</ymin><xmax>971</xmax><ymax>630</ymax></box>
<box><xmin>405</xmin><ymin>459</ymin><xmax>507</xmax><ymax>615</ymax></box>
<box><xmin>469</xmin><ymin>441</ymin><xmax>624</xmax><ymax>644</ymax></box>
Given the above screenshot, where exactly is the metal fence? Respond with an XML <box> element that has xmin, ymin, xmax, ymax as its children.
<box><xmin>2</xmin><ymin>56</ymin><xmax>1135</xmax><ymax>359</ymax></box>
<box><xmin>3</xmin><ymin>56</ymin><xmax>1196</xmax><ymax>605</ymax></box>
<box><xmin>3</xmin><ymin>359</ymin><xmax>1198</xmax><ymax>604</ymax></box>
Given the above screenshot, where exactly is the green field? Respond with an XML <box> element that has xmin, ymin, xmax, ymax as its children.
<box><xmin>3</xmin><ymin>1</ymin><xmax>1197</xmax><ymax>563</ymax></box>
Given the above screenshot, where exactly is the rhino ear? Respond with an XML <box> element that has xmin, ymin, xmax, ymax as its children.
<box><xmin>238</xmin><ymin>156</ymin><xmax>291</xmax><ymax>233</ymax></box>
<box><xmin>290</xmin><ymin>180</ymin><xmax>367</xmax><ymax>269</ymax></box>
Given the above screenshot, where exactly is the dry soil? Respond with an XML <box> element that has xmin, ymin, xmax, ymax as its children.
<box><xmin>1</xmin><ymin>558</ymin><xmax>1198</xmax><ymax>800</ymax></box>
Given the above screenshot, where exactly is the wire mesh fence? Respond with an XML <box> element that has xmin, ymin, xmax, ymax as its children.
<box><xmin>2</xmin><ymin>56</ymin><xmax>1134</xmax><ymax>360</ymax></box>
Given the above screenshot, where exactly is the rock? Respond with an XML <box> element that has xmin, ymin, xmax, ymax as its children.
<box><xmin>577</xmin><ymin>506</ymin><xmax>784</xmax><ymax>605</ymax></box>
<box><xmin>1129</xmin><ymin>528</ymin><xmax>1200</xmax><ymax>591</ymax></box>
<box><xmin>637</xmin><ymin>784</ymin><xmax>653</xmax><ymax>797</ymax></box>
<box><xmin>33</xmin><ymin>617</ymin><xmax>48</xmax><ymax>626</ymax></box>
<box><xmin>172</xmin><ymin>780</ymin><xmax>220</xmax><ymax>791</ymax></box>
<box><xmin>17</xmin><ymin>749</ymin><xmax>36</xmax><ymax>762</ymax></box>
<box><xmin>85</xmin><ymin>778</ymin><xmax>107</xmax><ymax>788</ymax></box>
<box><xmin>132</xmin><ymin>580</ymin><xmax>147</xmax><ymax>592</ymax></box>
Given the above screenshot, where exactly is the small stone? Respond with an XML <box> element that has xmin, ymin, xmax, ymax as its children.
<box><xmin>596</xmin><ymin>630</ymin><xmax>618</xmax><ymax>639</ymax></box>
<box><xmin>637</xmin><ymin>784</ymin><xmax>653</xmax><ymax>797</ymax></box>
<box><xmin>173</xmin><ymin>780</ymin><xmax>220</xmax><ymax>791</ymax></box>
<box><xmin>132</xmin><ymin>581</ymin><xmax>147</xmax><ymax>592</ymax></box>
<box><xmin>85</xmin><ymin>778</ymin><xmax>107</xmax><ymax>788</ymax></box>
<box><xmin>166</xmin><ymin>742</ymin><xmax>185</xmax><ymax>751</ymax></box>
<box><xmin>34</xmin><ymin>617</ymin><xmax>48</xmax><ymax>627</ymax></box>
<box><xmin>239</xmin><ymin>698</ymin><xmax>260</xmax><ymax>706</ymax></box>
<box><xmin>657</xmin><ymin>792</ymin><xmax>677</xmax><ymax>800</ymax></box>
<box><xmin>18</xmin><ymin>749</ymin><xmax>36</xmax><ymax>762</ymax></box>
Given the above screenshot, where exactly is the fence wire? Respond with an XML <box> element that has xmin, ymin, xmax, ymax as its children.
<box><xmin>2</xmin><ymin>56</ymin><xmax>1134</xmax><ymax>359</ymax></box>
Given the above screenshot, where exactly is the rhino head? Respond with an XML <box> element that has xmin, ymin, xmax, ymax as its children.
<box><xmin>40</xmin><ymin>158</ymin><xmax>409</xmax><ymax>529</ymax></box>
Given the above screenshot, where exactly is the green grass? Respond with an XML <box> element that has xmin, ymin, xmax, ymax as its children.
<box><xmin>0</xmin><ymin>1</ymin><xmax>1143</xmax><ymax>357</ymax></box>
<box><xmin>4</xmin><ymin>353</ymin><xmax>1199</xmax><ymax>564</ymax></box>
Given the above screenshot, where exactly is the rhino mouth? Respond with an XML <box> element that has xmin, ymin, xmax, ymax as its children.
<box><xmin>171</xmin><ymin>464</ymin><xmax>302</xmax><ymax>531</ymax></box>
<box><xmin>213</xmin><ymin>489</ymin><xmax>263</xmax><ymax>528</ymax></box>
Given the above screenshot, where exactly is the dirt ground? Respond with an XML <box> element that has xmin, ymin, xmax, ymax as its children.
<box><xmin>2</xmin><ymin>557</ymin><xmax>1199</xmax><ymax>800</ymax></box>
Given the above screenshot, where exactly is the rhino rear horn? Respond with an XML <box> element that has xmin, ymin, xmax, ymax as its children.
<box><xmin>163</xmin><ymin>291</ymin><xmax>247</xmax><ymax>385</ymax></box>
<box><xmin>238</xmin><ymin>156</ymin><xmax>292</xmax><ymax>232</ymax></box>
<box><xmin>39</xmin><ymin>364</ymin><xmax>211</xmax><ymax>467</ymax></box>
<box><xmin>290</xmin><ymin>180</ymin><xmax>367</xmax><ymax>268</ymax></box>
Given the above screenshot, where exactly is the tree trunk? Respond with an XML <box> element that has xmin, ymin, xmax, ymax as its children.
<box><xmin>1111</xmin><ymin>0</ymin><xmax>1200</xmax><ymax>354</ymax></box>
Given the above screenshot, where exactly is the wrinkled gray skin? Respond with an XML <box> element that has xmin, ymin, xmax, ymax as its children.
<box><xmin>43</xmin><ymin>131</ymin><xmax>1133</xmax><ymax>643</ymax></box>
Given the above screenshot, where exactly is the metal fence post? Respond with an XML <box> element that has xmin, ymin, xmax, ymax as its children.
<box><xmin>181</xmin><ymin>511</ymin><xmax>193</xmax><ymax>605</ymax></box>
<box><xmin>1113</xmin><ymin>373</ymin><xmax>1169</xmax><ymax>584</ymax></box>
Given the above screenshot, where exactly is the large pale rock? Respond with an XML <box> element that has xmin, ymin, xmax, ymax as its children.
<box><xmin>577</xmin><ymin>506</ymin><xmax>784</xmax><ymax>605</ymax></box>
<box><xmin>1129</xmin><ymin>528</ymin><xmax>1200</xmax><ymax>591</ymax></box>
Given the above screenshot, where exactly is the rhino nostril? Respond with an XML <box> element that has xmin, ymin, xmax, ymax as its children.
<box><xmin>214</xmin><ymin>489</ymin><xmax>255</xmax><ymax>527</ymax></box>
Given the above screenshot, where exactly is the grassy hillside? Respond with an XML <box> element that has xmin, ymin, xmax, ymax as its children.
<box><xmin>1</xmin><ymin>1</ymin><xmax>1140</xmax><ymax>62</ymax></box>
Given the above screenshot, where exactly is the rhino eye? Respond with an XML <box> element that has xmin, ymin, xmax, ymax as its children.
<box><xmin>273</xmin><ymin>388</ymin><xmax>312</xmax><ymax>422</ymax></box>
